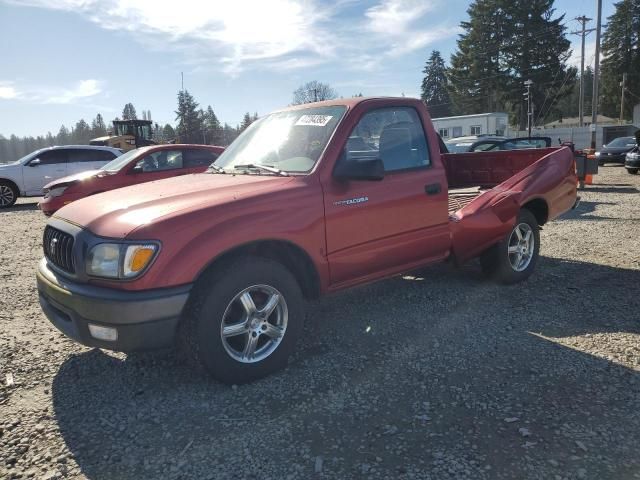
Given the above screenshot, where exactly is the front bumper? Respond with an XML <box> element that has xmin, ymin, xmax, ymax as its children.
<box><xmin>598</xmin><ymin>153</ymin><xmax>626</xmax><ymax>163</ymax></box>
<box><xmin>37</xmin><ymin>259</ymin><xmax>192</xmax><ymax>351</ymax></box>
<box><xmin>625</xmin><ymin>157</ymin><xmax>640</xmax><ymax>168</ymax></box>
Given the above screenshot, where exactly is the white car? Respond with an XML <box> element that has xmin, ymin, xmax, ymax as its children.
<box><xmin>0</xmin><ymin>145</ymin><xmax>122</xmax><ymax>208</ymax></box>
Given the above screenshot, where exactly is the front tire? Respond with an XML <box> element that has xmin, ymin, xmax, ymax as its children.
<box><xmin>0</xmin><ymin>181</ymin><xmax>18</xmax><ymax>208</ymax></box>
<box><xmin>626</xmin><ymin>168</ymin><xmax>638</xmax><ymax>175</ymax></box>
<box><xmin>180</xmin><ymin>257</ymin><xmax>304</xmax><ymax>384</ymax></box>
<box><xmin>480</xmin><ymin>209</ymin><xmax>540</xmax><ymax>284</ymax></box>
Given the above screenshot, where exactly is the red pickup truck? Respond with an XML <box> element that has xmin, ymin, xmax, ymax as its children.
<box><xmin>37</xmin><ymin>97</ymin><xmax>578</xmax><ymax>383</ymax></box>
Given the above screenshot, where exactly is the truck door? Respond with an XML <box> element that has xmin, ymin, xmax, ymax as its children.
<box><xmin>323</xmin><ymin>106</ymin><xmax>450</xmax><ymax>286</ymax></box>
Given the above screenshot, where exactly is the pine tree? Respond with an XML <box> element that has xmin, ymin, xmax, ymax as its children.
<box><xmin>72</xmin><ymin>119</ymin><xmax>92</xmax><ymax>144</ymax></box>
<box><xmin>600</xmin><ymin>0</ymin><xmax>640</xmax><ymax>119</ymax></box>
<box><xmin>203</xmin><ymin>106</ymin><xmax>223</xmax><ymax>145</ymax></box>
<box><xmin>239</xmin><ymin>112</ymin><xmax>253</xmax><ymax>132</ymax></box>
<box><xmin>56</xmin><ymin>125</ymin><xmax>70</xmax><ymax>145</ymax></box>
<box><xmin>175</xmin><ymin>90</ymin><xmax>202</xmax><ymax>143</ymax></box>
<box><xmin>91</xmin><ymin>113</ymin><xmax>107</xmax><ymax>138</ymax></box>
<box><xmin>448</xmin><ymin>0</ymin><xmax>573</xmax><ymax>128</ymax></box>
<box><xmin>162</xmin><ymin>124</ymin><xmax>176</xmax><ymax>141</ymax></box>
<box><xmin>421</xmin><ymin>50</ymin><xmax>452</xmax><ymax>118</ymax></box>
<box><xmin>122</xmin><ymin>103</ymin><xmax>138</xmax><ymax>120</ymax></box>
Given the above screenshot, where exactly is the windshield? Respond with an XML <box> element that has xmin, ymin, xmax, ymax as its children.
<box><xmin>100</xmin><ymin>147</ymin><xmax>149</xmax><ymax>172</ymax></box>
<box><xmin>606</xmin><ymin>137</ymin><xmax>636</xmax><ymax>148</ymax></box>
<box><xmin>213</xmin><ymin>106</ymin><xmax>347</xmax><ymax>173</ymax></box>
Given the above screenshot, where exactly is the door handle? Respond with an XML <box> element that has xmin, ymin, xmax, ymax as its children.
<box><xmin>425</xmin><ymin>183</ymin><xmax>441</xmax><ymax>195</ymax></box>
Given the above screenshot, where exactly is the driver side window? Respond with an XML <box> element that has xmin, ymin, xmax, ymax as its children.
<box><xmin>342</xmin><ymin>107</ymin><xmax>430</xmax><ymax>172</ymax></box>
<box><xmin>135</xmin><ymin>150</ymin><xmax>183</xmax><ymax>172</ymax></box>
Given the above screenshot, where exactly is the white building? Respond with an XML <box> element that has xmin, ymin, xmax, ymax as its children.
<box><xmin>431</xmin><ymin>112</ymin><xmax>509</xmax><ymax>139</ymax></box>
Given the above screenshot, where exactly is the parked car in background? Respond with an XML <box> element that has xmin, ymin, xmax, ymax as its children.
<box><xmin>444</xmin><ymin>135</ymin><xmax>506</xmax><ymax>152</ymax></box>
<box><xmin>625</xmin><ymin>148</ymin><xmax>639</xmax><ymax>174</ymax></box>
<box><xmin>445</xmin><ymin>136</ymin><xmax>551</xmax><ymax>153</ymax></box>
<box><xmin>596</xmin><ymin>136</ymin><xmax>637</xmax><ymax>165</ymax></box>
<box><xmin>0</xmin><ymin>146</ymin><xmax>122</xmax><ymax>208</ymax></box>
<box><xmin>39</xmin><ymin>144</ymin><xmax>224</xmax><ymax>215</ymax></box>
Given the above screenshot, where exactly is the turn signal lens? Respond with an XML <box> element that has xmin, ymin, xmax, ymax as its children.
<box><xmin>123</xmin><ymin>245</ymin><xmax>157</xmax><ymax>277</ymax></box>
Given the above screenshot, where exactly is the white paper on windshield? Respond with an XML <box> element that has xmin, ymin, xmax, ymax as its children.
<box><xmin>296</xmin><ymin>115</ymin><xmax>333</xmax><ymax>127</ymax></box>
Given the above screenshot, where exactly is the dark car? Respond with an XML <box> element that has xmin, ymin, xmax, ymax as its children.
<box><xmin>596</xmin><ymin>136</ymin><xmax>637</xmax><ymax>165</ymax></box>
<box><xmin>445</xmin><ymin>136</ymin><xmax>551</xmax><ymax>153</ymax></box>
<box><xmin>625</xmin><ymin>148</ymin><xmax>639</xmax><ymax>174</ymax></box>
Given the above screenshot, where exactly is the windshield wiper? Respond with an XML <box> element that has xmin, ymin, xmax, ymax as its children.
<box><xmin>233</xmin><ymin>164</ymin><xmax>289</xmax><ymax>177</ymax></box>
<box><xmin>207</xmin><ymin>164</ymin><xmax>226</xmax><ymax>174</ymax></box>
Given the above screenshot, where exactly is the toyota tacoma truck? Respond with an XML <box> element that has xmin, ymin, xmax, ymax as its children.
<box><xmin>37</xmin><ymin>97</ymin><xmax>578</xmax><ymax>384</ymax></box>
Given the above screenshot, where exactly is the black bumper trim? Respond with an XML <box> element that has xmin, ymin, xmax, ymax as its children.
<box><xmin>37</xmin><ymin>259</ymin><xmax>192</xmax><ymax>351</ymax></box>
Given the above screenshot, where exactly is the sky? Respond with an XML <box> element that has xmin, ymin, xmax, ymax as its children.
<box><xmin>0</xmin><ymin>0</ymin><xmax>616</xmax><ymax>138</ymax></box>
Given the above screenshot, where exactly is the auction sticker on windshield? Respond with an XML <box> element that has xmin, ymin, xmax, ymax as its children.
<box><xmin>296</xmin><ymin>115</ymin><xmax>333</xmax><ymax>126</ymax></box>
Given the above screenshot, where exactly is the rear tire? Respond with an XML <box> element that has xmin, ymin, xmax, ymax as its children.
<box><xmin>480</xmin><ymin>209</ymin><xmax>540</xmax><ymax>284</ymax></box>
<box><xmin>0</xmin><ymin>181</ymin><xmax>18</xmax><ymax>208</ymax></box>
<box><xmin>179</xmin><ymin>257</ymin><xmax>304</xmax><ymax>384</ymax></box>
<box><xmin>626</xmin><ymin>168</ymin><xmax>638</xmax><ymax>175</ymax></box>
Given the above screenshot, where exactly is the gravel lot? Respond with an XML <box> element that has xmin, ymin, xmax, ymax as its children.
<box><xmin>1</xmin><ymin>165</ymin><xmax>639</xmax><ymax>480</ymax></box>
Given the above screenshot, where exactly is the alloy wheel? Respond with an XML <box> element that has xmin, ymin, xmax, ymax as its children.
<box><xmin>0</xmin><ymin>185</ymin><xmax>15</xmax><ymax>207</ymax></box>
<box><xmin>219</xmin><ymin>284</ymin><xmax>288</xmax><ymax>363</ymax></box>
<box><xmin>507</xmin><ymin>223</ymin><xmax>534</xmax><ymax>272</ymax></box>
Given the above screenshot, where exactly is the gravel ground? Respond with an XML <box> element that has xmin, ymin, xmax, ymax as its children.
<box><xmin>1</xmin><ymin>165</ymin><xmax>639</xmax><ymax>480</ymax></box>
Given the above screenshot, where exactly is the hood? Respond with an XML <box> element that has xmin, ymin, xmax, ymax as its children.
<box><xmin>600</xmin><ymin>146</ymin><xmax>635</xmax><ymax>154</ymax></box>
<box><xmin>0</xmin><ymin>161</ymin><xmax>20</xmax><ymax>168</ymax></box>
<box><xmin>44</xmin><ymin>170</ymin><xmax>104</xmax><ymax>189</ymax></box>
<box><xmin>54</xmin><ymin>172</ymin><xmax>295</xmax><ymax>238</ymax></box>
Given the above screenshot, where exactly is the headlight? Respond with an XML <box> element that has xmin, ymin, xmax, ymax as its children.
<box><xmin>44</xmin><ymin>186</ymin><xmax>68</xmax><ymax>198</ymax></box>
<box><xmin>87</xmin><ymin>243</ymin><xmax>158</xmax><ymax>279</ymax></box>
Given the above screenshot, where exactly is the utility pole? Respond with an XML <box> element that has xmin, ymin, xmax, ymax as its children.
<box><xmin>181</xmin><ymin>72</ymin><xmax>184</xmax><ymax>91</ymax></box>
<box><xmin>571</xmin><ymin>16</ymin><xmax>595</xmax><ymax>127</ymax></box>
<box><xmin>590</xmin><ymin>0</ymin><xmax>602</xmax><ymax>149</ymax></box>
<box><xmin>524</xmin><ymin>79</ymin><xmax>534</xmax><ymax>137</ymax></box>
<box><xmin>620</xmin><ymin>72</ymin><xmax>627</xmax><ymax>124</ymax></box>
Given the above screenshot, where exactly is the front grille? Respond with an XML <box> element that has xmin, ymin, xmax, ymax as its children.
<box><xmin>43</xmin><ymin>226</ymin><xmax>75</xmax><ymax>274</ymax></box>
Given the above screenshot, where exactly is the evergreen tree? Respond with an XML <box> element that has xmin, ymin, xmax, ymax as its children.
<box><xmin>421</xmin><ymin>50</ymin><xmax>452</xmax><ymax>118</ymax></box>
<box><xmin>91</xmin><ymin>113</ymin><xmax>107</xmax><ymax>138</ymax></box>
<box><xmin>72</xmin><ymin>119</ymin><xmax>92</xmax><ymax>144</ymax></box>
<box><xmin>222</xmin><ymin>123</ymin><xmax>239</xmax><ymax>146</ymax></box>
<box><xmin>162</xmin><ymin>124</ymin><xmax>176</xmax><ymax>141</ymax></box>
<box><xmin>239</xmin><ymin>112</ymin><xmax>253</xmax><ymax>132</ymax></box>
<box><xmin>203</xmin><ymin>106</ymin><xmax>223</xmax><ymax>145</ymax></box>
<box><xmin>122</xmin><ymin>103</ymin><xmax>138</xmax><ymax>120</ymax></box>
<box><xmin>56</xmin><ymin>125</ymin><xmax>70</xmax><ymax>145</ymax></box>
<box><xmin>175</xmin><ymin>90</ymin><xmax>202</xmax><ymax>143</ymax></box>
<box><xmin>448</xmin><ymin>0</ymin><xmax>573</xmax><ymax>128</ymax></box>
<box><xmin>600</xmin><ymin>0</ymin><xmax>640</xmax><ymax>119</ymax></box>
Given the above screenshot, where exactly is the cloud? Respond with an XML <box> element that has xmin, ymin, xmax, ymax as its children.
<box><xmin>7</xmin><ymin>0</ymin><xmax>456</xmax><ymax>75</ymax></box>
<box><xmin>0</xmin><ymin>83</ymin><xmax>19</xmax><ymax>99</ymax></box>
<box><xmin>567</xmin><ymin>40</ymin><xmax>597</xmax><ymax>70</ymax></box>
<box><xmin>44</xmin><ymin>79</ymin><xmax>102</xmax><ymax>104</ymax></box>
<box><xmin>365</xmin><ymin>0</ymin><xmax>435</xmax><ymax>34</ymax></box>
<box><xmin>0</xmin><ymin>79</ymin><xmax>103</xmax><ymax>104</ymax></box>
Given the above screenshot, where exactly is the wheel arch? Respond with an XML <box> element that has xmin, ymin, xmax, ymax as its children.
<box><xmin>194</xmin><ymin>239</ymin><xmax>321</xmax><ymax>300</ymax></box>
<box><xmin>521</xmin><ymin>197</ymin><xmax>548</xmax><ymax>226</ymax></box>
<box><xmin>0</xmin><ymin>177</ymin><xmax>20</xmax><ymax>194</ymax></box>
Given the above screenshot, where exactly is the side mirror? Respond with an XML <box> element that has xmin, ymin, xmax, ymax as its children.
<box><xmin>131</xmin><ymin>165</ymin><xmax>143</xmax><ymax>173</ymax></box>
<box><xmin>333</xmin><ymin>158</ymin><xmax>384</xmax><ymax>181</ymax></box>
<box><xmin>29</xmin><ymin>158</ymin><xmax>41</xmax><ymax>167</ymax></box>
